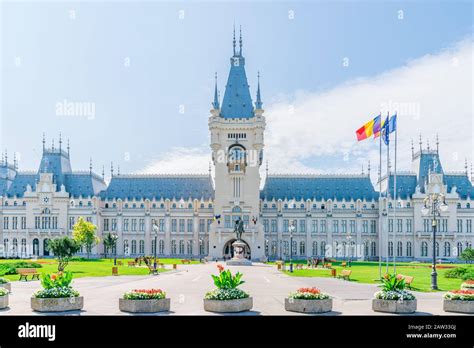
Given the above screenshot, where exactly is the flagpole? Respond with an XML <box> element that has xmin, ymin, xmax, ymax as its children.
<box><xmin>386</xmin><ymin>112</ymin><xmax>390</xmax><ymax>274</ymax></box>
<box><xmin>393</xmin><ymin>114</ymin><xmax>397</xmax><ymax>274</ymax></box>
<box><xmin>378</xmin><ymin>120</ymin><xmax>382</xmax><ymax>279</ymax></box>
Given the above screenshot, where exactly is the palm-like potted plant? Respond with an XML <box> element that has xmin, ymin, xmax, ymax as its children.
<box><xmin>443</xmin><ymin>280</ymin><xmax>474</xmax><ymax>314</ymax></box>
<box><xmin>119</xmin><ymin>289</ymin><xmax>170</xmax><ymax>313</ymax></box>
<box><xmin>203</xmin><ymin>265</ymin><xmax>252</xmax><ymax>313</ymax></box>
<box><xmin>0</xmin><ymin>277</ymin><xmax>11</xmax><ymax>292</ymax></box>
<box><xmin>285</xmin><ymin>287</ymin><xmax>332</xmax><ymax>313</ymax></box>
<box><xmin>372</xmin><ymin>274</ymin><xmax>416</xmax><ymax>313</ymax></box>
<box><xmin>0</xmin><ymin>288</ymin><xmax>9</xmax><ymax>309</ymax></box>
<box><xmin>31</xmin><ymin>271</ymin><xmax>83</xmax><ymax>312</ymax></box>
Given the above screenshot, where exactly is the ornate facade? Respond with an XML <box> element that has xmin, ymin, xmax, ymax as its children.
<box><xmin>1</xmin><ymin>33</ymin><xmax>473</xmax><ymax>261</ymax></box>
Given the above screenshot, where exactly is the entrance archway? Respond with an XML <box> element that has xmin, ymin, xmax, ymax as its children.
<box><xmin>223</xmin><ymin>239</ymin><xmax>251</xmax><ymax>260</ymax></box>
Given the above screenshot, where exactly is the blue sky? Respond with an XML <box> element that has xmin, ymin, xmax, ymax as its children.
<box><xmin>1</xmin><ymin>1</ymin><xmax>472</xmax><ymax>179</ymax></box>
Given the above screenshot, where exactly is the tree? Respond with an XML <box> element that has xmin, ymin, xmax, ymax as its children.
<box><xmin>460</xmin><ymin>248</ymin><xmax>474</xmax><ymax>264</ymax></box>
<box><xmin>46</xmin><ymin>237</ymin><xmax>81</xmax><ymax>272</ymax></box>
<box><xmin>103</xmin><ymin>233</ymin><xmax>117</xmax><ymax>259</ymax></box>
<box><xmin>72</xmin><ymin>217</ymin><xmax>100</xmax><ymax>259</ymax></box>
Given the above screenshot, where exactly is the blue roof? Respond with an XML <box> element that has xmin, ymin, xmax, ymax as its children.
<box><xmin>444</xmin><ymin>175</ymin><xmax>473</xmax><ymax>199</ymax></box>
<box><xmin>5</xmin><ymin>174</ymin><xmax>37</xmax><ymax>198</ymax></box>
<box><xmin>100</xmin><ymin>175</ymin><xmax>214</xmax><ymax>200</ymax></box>
<box><xmin>417</xmin><ymin>152</ymin><xmax>443</xmax><ymax>192</ymax></box>
<box><xmin>220</xmin><ymin>53</ymin><xmax>254</xmax><ymax>119</ymax></box>
<box><xmin>260</xmin><ymin>175</ymin><xmax>378</xmax><ymax>201</ymax></box>
<box><xmin>387</xmin><ymin>174</ymin><xmax>417</xmax><ymax>199</ymax></box>
<box><xmin>64</xmin><ymin>174</ymin><xmax>107</xmax><ymax>198</ymax></box>
<box><xmin>37</xmin><ymin>150</ymin><xmax>72</xmax><ymax>189</ymax></box>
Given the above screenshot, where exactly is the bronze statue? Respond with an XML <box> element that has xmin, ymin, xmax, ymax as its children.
<box><xmin>234</xmin><ymin>218</ymin><xmax>245</xmax><ymax>241</ymax></box>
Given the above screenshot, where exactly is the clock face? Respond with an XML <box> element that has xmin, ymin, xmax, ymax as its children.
<box><xmin>43</xmin><ymin>197</ymin><xmax>49</xmax><ymax>203</ymax></box>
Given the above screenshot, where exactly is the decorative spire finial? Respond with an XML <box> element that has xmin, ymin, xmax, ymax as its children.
<box><xmin>13</xmin><ymin>152</ymin><xmax>17</xmax><ymax>170</ymax></box>
<box><xmin>67</xmin><ymin>139</ymin><xmax>70</xmax><ymax>156</ymax></box>
<box><xmin>89</xmin><ymin>158</ymin><xmax>92</xmax><ymax>175</ymax></box>
<box><xmin>465</xmin><ymin>158</ymin><xmax>468</xmax><ymax>176</ymax></box>
<box><xmin>471</xmin><ymin>163</ymin><xmax>473</xmax><ymax>182</ymax></box>
<box><xmin>4</xmin><ymin>149</ymin><xmax>7</xmax><ymax>165</ymax></box>
<box><xmin>102</xmin><ymin>165</ymin><xmax>105</xmax><ymax>180</ymax></box>
<box><xmin>255</xmin><ymin>71</ymin><xmax>263</xmax><ymax>109</ymax></box>
<box><xmin>208</xmin><ymin>161</ymin><xmax>212</xmax><ymax>177</ymax></box>
<box><xmin>266</xmin><ymin>160</ymin><xmax>269</xmax><ymax>176</ymax></box>
<box><xmin>233</xmin><ymin>24</ymin><xmax>236</xmax><ymax>56</ymax></box>
<box><xmin>111</xmin><ymin>162</ymin><xmax>114</xmax><ymax>177</ymax></box>
<box><xmin>52</xmin><ymin>139</ymin><xmax>55</xmax><ymax>152</ymax></box>
<box><xmin>117</xmin><ymin>165</ymin><xmax>120</xmax><ymax>176</ymax></box>
<box><xmin>361</xmin><ymin>164</ymin><xmax>364</xmax><ymax>175</ymax></box>
<box><xmin>427</xmin><ymin>139</ymin><xmax>430</xmax><ymax>151</ymax></box>
<box><xmin>59</xmin><ymin>132</ymin><xmax>62</xmax><ymax>152</ymax></box>
<box><xmin>42</xmin><ymin>132</ymin><xmax>46</xmax><ymax>152</ymax></box>
<box><xmin>239</xmin><ymin>25</ymin><xmax>242</xmax><ymax>56</ymax></box>
<box><xmin>411</xmin><ymin>139</ymin><xmax>414</xmax><ymax>159</ymax></box>
<box><xmin>212</xmin><ymin>72</ymin><xmax>220</xmax><ymax>109</ymax></box>
<box><xmin>419</xmin><ymin>134</ymin><xmax>422</xmax><ymax>152</ymax></box>
<box><xmin>436</xmin><ymin>133</ymin><xmax>439</xmax><ymax>154</ymax></box>
<box><xmin>368</xmin><ymin>160</ymin><xmax>371</xmax><ymax>176</ymax></box>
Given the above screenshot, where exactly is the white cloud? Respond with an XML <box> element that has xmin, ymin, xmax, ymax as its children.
<box><xmin>140</xmin><ymin>39</ymin><xmax>473</xmax><ymax>184</ymax></box>
<box><xmin>265</xmin><ymin>39</ymin><xmax>473</xmax><ymax>181</ymax></box>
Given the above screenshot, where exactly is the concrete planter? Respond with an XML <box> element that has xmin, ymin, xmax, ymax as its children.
<box><xmin>443</xmin><ymin>299</ymin><xmax>474</xmax><ymax>314</ymax></box>
<box><xmin>0</xmin><ymin>295</ymin><xmax>9</xmax><ymax>309</ymax></box>
<box><xmin>119</xmin><ymin>298</ymin><xmax>170</xmax><ymax>313</ymax></box>
<box><xmin>204</xmin><ymin>297</ymin><xmax>253</xmax><ymax>313</ymax></box>
<box><xmin>31</xmin><ymin>296</ymin><xmax>84</xmax><ymax>312</ymax></box>
<box><xmin>285</xmin><ymin>298</ymin><xmax>332</xmax><ymax>313</ymax></box>
<box><xmin>0</xmin><ymin>283</ymin><xmax>11</xmax><ymax>292</ymax></box>
<box><xmin>372</xmin><ymin>299</ymin><xmax>417</xmax><ymax>314</ymax></box>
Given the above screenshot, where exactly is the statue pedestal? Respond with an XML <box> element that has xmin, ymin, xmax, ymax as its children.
<box><xmin>226</xmin><ymin>240</ymin><xmax>252</xmax><ymax>266</ymax></box>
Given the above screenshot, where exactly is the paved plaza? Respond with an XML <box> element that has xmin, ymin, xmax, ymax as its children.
<box><xmin>0</xmin><ymin>263</ymin><xmax>468</xmax><ymax>316</ymax></box>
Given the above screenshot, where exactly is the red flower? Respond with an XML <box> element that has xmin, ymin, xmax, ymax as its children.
<box><xmin>50</xmin><ymin>274</ymin><xmax>57</xmax><ymax>281</ymax></box>
<box><xmin>131</xmin><ymin>289</ymin><xmax>163</xmax><ymax>294</ymax></box>
<box><xmin>297</xmin><ymin>287</ymin><xmax>321</xmax><ymax>294</ymax></box>
<box><xmin>464</xmin><ymin>280</ymin><xmax>474</xmax><ymax>284</ymax></box>
<box><xmin>449</xmin><ymin>289</ymin><xmax>474</xmax><ymax>295</ymax></box>
<box><xmin>217</xmin><ymin>264</ymin><xmax>224</xmax><ymax>273</ymax></box>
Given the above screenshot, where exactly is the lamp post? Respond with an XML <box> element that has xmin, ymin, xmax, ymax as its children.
<box><xmin>112</xmin><ymin>233</ymin><xmax>118</xmax><ymax>266</ymax></box>
<box><xmin>289</xmin><ymin>223</ymin><xmax>295</xmax><ymax>273</ymax></box>
<box><xmin>421</xmin><ymin>188</ymin><xmax>448</xmax><ymax>290</ymax></box>
<box><xmin>152</xmin><ymin>220</ymin><xmax>159</xmax><ymax>275</ymax></box>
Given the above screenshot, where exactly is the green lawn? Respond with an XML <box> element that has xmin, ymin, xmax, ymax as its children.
<box><xmin>0</xmin><ymin>257</ymin><xmax>201</xmax><ymax>282</ymax></box>
<box><xmin>271</xmin><ymin>260</ymin><xmax>471</xmax><ymax>292</ymax></box>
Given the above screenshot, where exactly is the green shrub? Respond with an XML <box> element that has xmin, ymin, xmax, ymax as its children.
<box><xmin>33</xmin><ymin>287</ymin><xmax>79</xmax><ymax>298</ymax></box>
<box><xmin>444</xmin><ymin>267</ymin><xmax>474</xmax><ymax>280</ymax></box>
<box><xmin>0</xmin><ymin>288</ymin><xmax>9</xmax><ymax>297</ymax></box>
<box><xmin>0</xmin><ymin>277</ymin><xmax>9</xmax><ymax>284</ymax></box>
<box><xmin>204</xmin><ymin>288</ymin><xmax>249</xmax><ymax>300</ymax></box>
<box><xmin>123</xmin><ymin>289</ymin><xmax>166</xmax><ymax>300</ymax></box>
<box><xmin>0</xmin><ymin>262</ymin><xmax>42</xmax><ymax>276</ymax></box>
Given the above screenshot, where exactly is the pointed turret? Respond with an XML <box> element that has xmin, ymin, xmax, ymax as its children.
<box><xmin>220</xmin><ymin>27</ymin><xmax>254</xmax><ymax>119</ymax></box>
<box><xmin>212</xmin><ymin>72</ymin><xmax>220</xmax><ymax>110</ymax></box>
<box><xmin>255</xmin><ymin>71</ymin><xmax>263</xmax><ymax>110</ymax></box>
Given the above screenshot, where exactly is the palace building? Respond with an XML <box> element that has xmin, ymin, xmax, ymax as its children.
<box><xmin>1</xmin><ymin>32</ymin><xmax>473</xmax><ymax>261</ymax></box>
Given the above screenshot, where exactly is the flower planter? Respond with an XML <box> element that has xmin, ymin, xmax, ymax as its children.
<box><xmin>285</xmin><ymin>298</ymin><xmax>332</xmax><ymax>313</ymax></box>
<box><xmin>372</xmin><ymin>299</ymin><xmax>417</xmax><ymax>314</ymax></box>
<box><xmin>0</xmin><ymin>283</ymin><xmax>11</xmax><ymax>292</ymax></box>
<box><xmin>203</xmin><ymin>297</ymin><xmax>253</xmax><ymax>313</ymax></box>
<box><xmin>0</xmin><ymin>295</ymin><xmax>9</xmax><ymax>309</ymax></box>
<box><xmin>119</xmin><ymin>298</ymin><xmax>170</xmax><ymax>313</ymax></box>
<box><xmin>443</xmin><ymin>299</ymin><xmax>474</xmax><ymax>314</ymax></box>
<box><xmin>31</xmin><ymin>297</ymin><xmax>84</xmax><ymax>312</ymax></box>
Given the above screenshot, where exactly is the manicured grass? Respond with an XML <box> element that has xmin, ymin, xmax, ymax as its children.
<box><xmin>0</xmin><ymin>257</ymin><xmax>200</xmax><ymax>282</ymax></box>
<box><xmin>273</xmin><ymin>260</ymin><xmax>471</xmax><ymax>292</ymax></box>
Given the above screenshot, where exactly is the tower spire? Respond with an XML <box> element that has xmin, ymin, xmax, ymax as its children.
<box><xmin>59</xmin><ymin>132</ymin><xmax>62</xmax><ymax>152</ymax></box>
<box><xmin>89</xmin><ymin>158</ymin><xmax>93</xmax><ymax>175</ymax></box>
<box><xmin>42</xmin><ymin>132</ymin><xmax>46</xmax><ymax>152</ymax></box>
<box><xmin>67</xmin><ymin>139</ymin><xmax>70</xmax><ymax>156</ymax></box>
<box><xmin>465</xmin><ymin>158</ymin><xmax>468</xmax><ymax>176</ymax></box>
<box><xmin>212</xmin><ymin>72</ymin><xmax>220</xmax><ymax>109</ymax></box>
<box><xmin>411</xmin><ymin>139</ymin><xmax>414</xmax><ymax>159</ymax></box>
<box><xmin>427</xmin><ymin>139</ymin><xmax>430</xmax><ymax>151</ymax></box>
<box><xmin>368</xmin><ymin>160</ymin><xmax>371</xmax><ymax>176</ymax></box>
<box><xmin>239</xmin><ymin>25</ymin><xmax>242</xmax><ymax>56</ymax></box>
<box><xmin>102</xmin><ymin>165</ymin><xmax>105</xmax><ymax>180</ymax></box>
<box><xmin>117</xmin><ymin>165</ymin><xmax>120</xmax><ymax>176</ymax></box>
<box><xmin>436</xmin><ymin>133</ymin><xmax>439</xmax><ymax>154</ymax></box>
<box><xmin>233</xmin><ymin>24</ymin><xmax>236</xmax><ymax>56</ymax></box>
<box><xmin>111</xmin><ymin>162</ymin><xmax>114</xmax><ymax>177</ymax></box>
<box><xmin>419</xmin><ymin>134</ymin><xmax>422</xmax><ymax>152</ymax></box>
<box><xmin>52</xmin><ymin>138</ymin><xmax>55</xmax><ymax>152</ymax></box>
<box><xmin>266</xmin><ymin>160</ymin><xmax>269</xmax><ymax>176</ymax></box>
<box><xmin>13</xmin><ymin>152</ymin><xmax>17</xmax><ymax>170</ymax></box>
<box><xmin>255</xmin><ymin>71</ymin><xmax>263</xmax><ymax>109</ymax></box>
<box><xmin>361</xmin><ymin>164</ymin><xmax>364</xmax><ymax>175</ymax></box>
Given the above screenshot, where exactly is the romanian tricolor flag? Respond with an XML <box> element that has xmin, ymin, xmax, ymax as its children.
<box><xmin>356</xmin><ymin>114</ymin><xmax>381</xmax><ymax>141</ymax></box>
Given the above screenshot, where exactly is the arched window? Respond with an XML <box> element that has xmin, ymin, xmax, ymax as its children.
<box><xmin>283</xmin><ymin>241</ymin><xmax>289</xmax><ymax>256</ymax></box>
<box><xmin>123</xmin><ymin>240</ymin><xmax>129</xmax><ymax>255</ymax></box>
<box><xmin>312</xmin><ymin>241</ymin><xmax>318</xmax><ymax>256</ymax></box>
<box><xmin>435</xmin><ymin>242</ymin><xmax>439</xmax><ymax>257</ymax></box>
<box><xmin>271</xmin><ymin>241</ymin><xmax>277</xmax><ymax>257</ymax></box>
<box><xmin>320</xmin><ymin>241</ymin><xmax>326</xmax><ymax>256</ymax></box>
<box><xmin>342</xmin><ymin>242</ymin><xmax>347</xmax><ymax>257</ymax></box>
<box><xmin>172</xmin><ymin>203</ymin><xmax>177</xmax><ymax>209</ymax></box>
<box><xmin>299</xmin><ymin>241</ymin><xmax>305</xmax><ymax>256</ymax></box>
<box><xmin>388</xmin><ymin>242</ymin><xmax>393</xmax><ymax>257</ymax></box>
<box><xmin>406</xmin><ymin>241</ymin><xmax>412</xmax><ymax>257</ymax></box>
<box><xmin>188</xmin><ymin>203</ymin><xmax>193</xmax><ymax>209</ymax></box>
<box><xmin>179</xmin><ymin>240</ymin><xmax>185</xmax><ymax>254</ymax></box>
<box><xmin>371</xmin><ymin>241</ymin><xmax>377</xmax><ymax>257</ymax></box>
<box><xmin>457</xmin><ymin>242</ymin><xmax>463</xmax><ymax>256</ymax></box>
<box><xmin>12</xmin><ymin>238</ymin><xmax>18</xmax><ymax>257</ymax></box>
<box><xmin>291</xmin><ymin>240</ymin><xmax>297</xmax><ymax>255</ymax></box>
<box><xmin>457</xmin><ymin>203</ymin><xmax>461</xmax><ymax>208</ymax></box>
<box><xmin>43</xmin><ymin>239</ymin><xmax>50</xmax><ymax>256</ymax></box>
<box><xmin>21</xmin><ymin>238</ymin><xmax>27</xmax><ymax>257</ymax></box>
<box><xmin>171</xmin><ymin>240</ymin><xmax>177</xmax><ymax>255</ymax></box>
<box><xmin>444</xmin><ymin>242</ymin><xmax>451</xmax><ymax>257</ymax></box>
<box><xmin>397</xmin><ymin>241</ymin><xmax>402</xmax><ymax>257</ymax></box>
<box><xmin>160</xmin><ymin>203</ymin><xmax>165</xmax><ymax>209</ymax></box>
<box><xmin>139</xmin><ymin>240</ymin><xmax>145</xmax><ymax>254</ymax></box>
<box><xmin>421</xmin><ymin>242</ymin><xmax>428</xmax><ymax>257</ymax></box>
<box><xmin>33</xmin><ymin>239</ymin><xmax>39</xmax><ymax>256</ymax></box>
<box><xmin>159</xmin><ymin>240</ymin><xmax>165</xmax><ymax>255</ymax></box>
<box><xmin>364</xmin><ymin>241</ymin><xmax>369</xmax><ymax>257</ymax></box>
<box><xmin>407</xmin><ymin>202</ymin><xmax>411</xmax><ymax>208</ymax></box>
<box><xmin>131</xmin><ymin>240</ymin><xmax>137</xmax><ymax>254</ymax></box>
<box><xmin>467</xmin><ymin>203</ymin><xmax>471</xmax><ymax>209</ymax></box>
<box><xmin>187</xmin><ymin>240</ymin><xmax>193</xmax><ymax>255</ymax></box>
